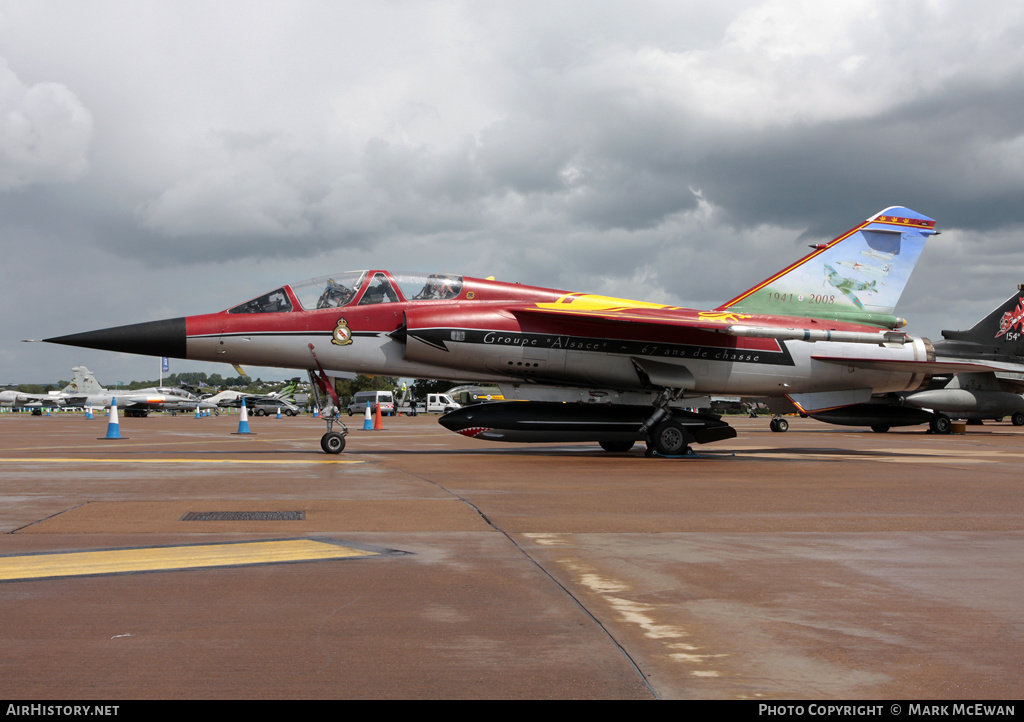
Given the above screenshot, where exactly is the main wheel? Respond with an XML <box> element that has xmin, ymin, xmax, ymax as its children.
<box><xmin>930</xmin><ymin>415</ymin><xmax>952</xmax><ymax>434</ymax></box>
<box><xmin>599</xmin><ymin>440</ymin><xmax>635</xmax><ymax>452</ymax></box>
<box><xmin>650</xmin><ymin>419</ymin><xmax>691</xmax><ymax>456</ymax></box>
<box><xmin>1012</xmin><ymin>412</ymin><xmax>1024</xmax><ymax>427</ymax></box>
<box><xmin>770</xmin><ymin>418</ymin><xmax>789</xmax><ymax>432</ymax></box>
<box><xmin>320</xmin><ymin>431</ymin><xmax>346</xmax><ymax>454</ymax></box>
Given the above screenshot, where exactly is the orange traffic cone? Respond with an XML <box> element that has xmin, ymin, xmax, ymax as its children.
<box><xmin>374</xmin><ymin>402</ymin><xmax>383</xmax><ymax>430</ymax></box>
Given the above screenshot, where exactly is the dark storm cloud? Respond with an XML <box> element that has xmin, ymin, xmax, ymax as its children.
<box><xmin>5</xmin><ymin>0</ymin><xmax>1024</xmax><ymax>383</ymax></box>
<box><xmin>687</xmin><ymin>81</ymin><xmax>1024</xmax><ymax>237</ymax></box>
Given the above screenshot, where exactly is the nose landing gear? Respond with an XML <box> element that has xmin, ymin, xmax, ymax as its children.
<box><xmin>307</xmin><ymin>347</ymin><xmax>349</xmax><ymax>454</ymax></box>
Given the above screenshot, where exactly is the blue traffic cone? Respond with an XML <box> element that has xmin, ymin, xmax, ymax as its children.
<box><xmin>100</xmin><ymin>398</ymin><xmax>125</xmax><ymax>439</ymax></box>
<box><xmin>276</xmin><ymin>406</ymin><xmax>281</xmax><ymax>419</ymax></box>
<box><xmin>363</xmin><ymin>403</ymin><xmax>373</xmax><ymax>430</ymax></box>
<box><xmin>232</xmin><ymin>398</ymin><xmax>255</xmax><ymax>435</ymax></box>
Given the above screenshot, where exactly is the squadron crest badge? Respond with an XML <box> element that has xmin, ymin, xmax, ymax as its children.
<box><xmin>332</xmin><ymin>318</ymin><xmax>353</xmax><ymax>346</ymax></box>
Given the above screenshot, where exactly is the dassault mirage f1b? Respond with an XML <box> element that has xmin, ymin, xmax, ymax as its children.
<box><xmin>45</xmin><ymin>206</ymin><xmax>940</xmax><ymax>455</ymax></box>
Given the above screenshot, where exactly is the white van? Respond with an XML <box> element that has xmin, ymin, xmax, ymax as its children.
<box><xmin>425</xmin><ymin>393</ymin><xmax>461</xmax><ymax>414</ymax></box>
<box><xmin>347</xmin><ymin>391</ymin><xmax>395</xmax><ymax>416</ymax></box>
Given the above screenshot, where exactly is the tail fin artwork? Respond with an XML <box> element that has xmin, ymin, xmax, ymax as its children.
<box><xmin>717</xmin><ymin>207</ymin><xmax>937</xmax><ymax>329</ymax></box>
<box><xmin>269</xmin><ymin>379</ymin><xmax>299</xmax><ymax>400</ymax></box>
<box><xmin>66</xmin><ymin>366</ymin><xmax>106</xmax><ymax>395</ymax></box>
<box><xmin>935</xmin><ymin>285</ymin><xmax>1024</xmax><ymax>362</ymax></box>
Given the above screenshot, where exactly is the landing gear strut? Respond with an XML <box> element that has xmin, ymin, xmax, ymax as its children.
<box><xmin>307</xmin><ymin>367</ymin><xmax>349</xmax><ymax>454</ymax></box>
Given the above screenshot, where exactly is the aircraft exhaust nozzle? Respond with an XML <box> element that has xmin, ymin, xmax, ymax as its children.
<box><xmin>44</xmin><ymin>318</ymin><xmax>188</xmax><ymax>359</ymax></box>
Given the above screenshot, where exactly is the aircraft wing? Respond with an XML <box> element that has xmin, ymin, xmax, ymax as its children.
<box><xmin>0</xmin><ymin>391</ymin><xmax>65</xmax><ymax>407</ymax></box>
<box><xmin>515</xmin><ymin>304</ymin><xmax>907</xmax><ymax>346</ymax></box>
<box><xmin>59</xmin><ymin>393</ymin><xmax>199</xmax><ymax>410</ymax></box>
<box><xmin>810</xmin><ymin>356</ymin><xmax>1024</xmax><ymax>374</ymax></box>
<box><xmin>56</xmin><ymin>395</ymin><xmax>89</xmax><ymax>407</ymax></box>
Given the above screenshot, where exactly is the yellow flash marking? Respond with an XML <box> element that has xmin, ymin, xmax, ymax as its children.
<box><xmin>697</xmin><ymin>311</ymin><xmax>751</xmax><ymax>323</ymax></box>
<box><xmin>537</xmin><ymin>293</ymin><xmax>670</xmax><ymax>312</ymax></box>
<box><xmin>0</xmin><ymin>540</ymin><xmax>379</xmax><ymax>581</ymax></box>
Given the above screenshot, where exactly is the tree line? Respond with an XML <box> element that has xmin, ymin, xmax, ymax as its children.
<box><xmin>7</xmin><ymin>372</ymin><xmax>470</xmax><ymax>400</ymax></box>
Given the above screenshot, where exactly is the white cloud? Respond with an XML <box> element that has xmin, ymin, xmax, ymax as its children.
<box><xmin>0</xmin><ymin>58</ymin><xmax>92</xmax><ymax>189</ymax></box>
<box><xmin>618</xmin><ymin>0</ymin><xmax>1024</xmax><ymax>129</ymax></box>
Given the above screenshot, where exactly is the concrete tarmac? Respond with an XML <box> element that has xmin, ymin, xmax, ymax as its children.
<box><xmin>0</xmin><ymin>411</ymin><xmax>1021</xmax><ymax>699</ymax></box>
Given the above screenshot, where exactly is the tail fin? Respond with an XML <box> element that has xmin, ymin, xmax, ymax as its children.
<box><xmin>937</xmin><ymin>286</ymin><xmax>1024</xmax><ymax>361</ymax></box>
<box><xmin>717</xmin><ymin>206</ymin><xmax>937</xmax><ymax>329</ymax></box>
<box><xmin>69</xmin><ymin>366</ymin><xmax>106</xmax><ymax>395</ymax></box>
<box><xmin>268</xmin><ymin>381</ymin><xmax>298</xmax><ymax>400</ymax></box>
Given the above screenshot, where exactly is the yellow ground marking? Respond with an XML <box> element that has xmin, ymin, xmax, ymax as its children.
<box><xmin>3</xmin><ymin>457</ymin><xmax>364</xmax><ymax>465</ymax></box>
<box><xmin>0</xmin><ymin>539</ymin><xmax>379</xmax><ymax>581</ymax></box>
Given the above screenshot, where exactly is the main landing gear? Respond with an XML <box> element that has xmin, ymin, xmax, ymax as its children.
<box><xmin>647</xmin><ymin>418</ymin><xmax>693</xmax><ymax>456</ymax></box>
<box><xmin>769</xmin><ymin>417</ymin><xmax>789</xmax><ymax>433</ymax></box>
<box><xmin>639</xmin><ymin>389</ymin><xmax>696</xmax><ymax>457</ymax></box>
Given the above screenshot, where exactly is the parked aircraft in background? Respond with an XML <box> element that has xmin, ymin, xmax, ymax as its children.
<box><xmin>45</xmin><ymin>206</ymin><xmax>942</xmax><ymax>454</ymax></box>
<box><xmin>56</xmin><ymin>366</ymin><xmax>216</xmax><ymax>417</ymax></box>
<box><xmin>203</xmin><ymin>379</ymin><xmax>303</xmax><ymax>415</ymax></box>
<box><xmin>789</xmin><ymin>287</ymin><xmax>1024</xmax><ymax>433</ymax></box>
<box><xmin>0</xmin><ymin>387</ymin><xmax>68</xmax><ymax>409</ymax></box>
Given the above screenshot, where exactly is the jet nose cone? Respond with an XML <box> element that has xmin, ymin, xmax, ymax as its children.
<box><xmin>45</xmin><ymin>317</ymin><xmax>187</xmax><ymax>359</ymax></box>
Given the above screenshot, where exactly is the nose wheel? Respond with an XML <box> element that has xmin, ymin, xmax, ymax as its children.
<box><xmin>321</xmin><ymin>431</ymin><xmax>347</xmax><ymax>454</ymax></box>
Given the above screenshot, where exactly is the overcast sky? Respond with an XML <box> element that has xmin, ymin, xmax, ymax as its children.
<box><xmin>3</xmin><ymin>0</ymin><xmax>1024</xmax><ymax>385</ymax></box>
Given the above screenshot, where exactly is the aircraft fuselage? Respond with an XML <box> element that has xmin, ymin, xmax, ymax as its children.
<box><xmin>174</xmin><ymin>276</ymin><xmax>934</xmax><ymax>400</ymax></box>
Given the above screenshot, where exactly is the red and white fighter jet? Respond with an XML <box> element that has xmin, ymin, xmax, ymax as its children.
<box><xmin>46</xmin><ymin>206</ymin><xmax>941</xmax><ymax>455</ymax></box>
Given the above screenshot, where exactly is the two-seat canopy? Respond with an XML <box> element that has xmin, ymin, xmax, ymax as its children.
<box><xmin>227</xmin><ymin>271</ymin><xmax>465</xmax><ymax>315</ymax></box>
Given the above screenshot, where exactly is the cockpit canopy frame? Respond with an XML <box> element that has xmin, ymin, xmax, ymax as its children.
<box><xmin>227</xmin><ymin>271</ymin><xmax>465</xmax><ymax>315</ymax></box>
